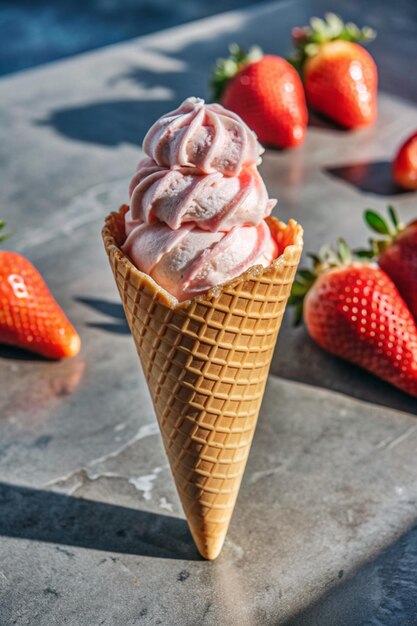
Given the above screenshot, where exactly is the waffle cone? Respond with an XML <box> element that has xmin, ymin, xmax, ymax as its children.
<box><xmin>102</xmin><ymin>205</ymin><xmax>303</xmax><ymax>559</ymax></box>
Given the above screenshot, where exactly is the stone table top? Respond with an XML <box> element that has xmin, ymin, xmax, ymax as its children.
<box><xmin>1</xmin><ymin>0</ymin><xmax>417</xmax><ymax>624</ymax></box>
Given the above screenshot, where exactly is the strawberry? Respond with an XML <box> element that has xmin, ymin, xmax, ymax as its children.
<box><xmin>393</xmin><ymin>130</ymin><xmax>417</xmax><ymax>190</ymax></box>
<box><xmin>0</xmin><ymin>221</ymin><xmax>80</xmax><ymax>359</ymax></box>
<box><xmin>358</xmin><ymin>206</ymin><xmax>417</xmax><ymax>321</ymax></box>
<box><xmin>289</xmin><ymin>13</ymin><xmax>377</xmax><ymax>129</ymax></box>
<box><xmin>210</xmin><ymin>44</ymin><xmax>307</xmax><ymax>148</ymax></box>
<box><xmin>290</xmin><ymin>239</ymin><xmax>417</xmax><ymax>397</ymax></box>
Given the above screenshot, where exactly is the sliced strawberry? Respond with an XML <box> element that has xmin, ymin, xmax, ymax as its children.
<box><xmin>288</xmin><ymin>13</ymin><xmax>377</xmax><ymax>128</ymax></box>
<box><xmin>393</xmin><ymin>131</ymin><xmax>417</xmax><ymax>190</ymax></box>
<box><xmin>290</xmin><ymin>238</ymin><xmax>417</xmax><ymax>397</ymax></box>
<box><xmin>0</xmin><ymin>222</ymin><xmax>80</xmax><ymax>359</ymax></box>
<box><xmin>210</xmin><ymin>44</ymin><xmax>307</xmax><ymax>148</ymax></box>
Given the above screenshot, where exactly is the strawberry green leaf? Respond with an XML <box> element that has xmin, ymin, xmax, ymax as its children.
<box><xmin>319</xmin><ymin>244</ymin><xmax>339</xmax><ymax>266</ymax></box>
<box><xmin>298</xmin><ymin>269</ymin><xmax>316</xmax><ymax>283</ymax></box>
<box><xmin>361</xmin><ymin>27</ymin><xmax>377</xmax><ymax>41</ymax></box>
<box><xmin>310</xmin><ymin>17</ymin><xmax>326</xmax><ymax>34</ymax></box>
<box><xmin>337</xmin><ymin>238</ymin><xmax>352</xmax><ymax>265</ymax></box>
<box><xmin>360</xmin><ymin>206</ymin><xmax>405</xmax><ymax>259</ymax></box>
<box><xmin>288</xmin><ymin>293</ymin><xmax>304</xmax><ymax>326</ymax></box>
<box><xmin>288</xmin><ymin>14</ymin><xmax>376</xmax><ymax>73</ymax></box>
<box><xmin>0</xmin><ymin>220</ymin><xmax>11</xmax><ymax>244</ymax></box>
<box><xmin>210</xmin><ymin>44</ymin><xmax>263</xmax><ymax>101</ymax></box>
<box><xmin>354</xmin><ymin>248</ymin><xmax>376</xmax><ymax>260</ymax></box>
<box><xmin>364</xmin><ymin>210</ymin><xmax>390</xmax><ymax>235</ymax></box>
<box><xmin>291</xmin><ymin>280</ymin><xmax>309</xmax><ymax>297</ymax></box>
<box><xmin>307</xmin><ymin>252</ymin><xmax>321</xmax><ymax>266</ymax></box>
<box><xmin>293</xmin><ymin>300</ymin><xmax>304</xmax><ymax>326</ymax></box>
<box><xmin>305</xmin><ymin>43</ymin><xmax>320</xmax><ymax>57</ymax></box>
<box><xmin>325</xmin><ymin>13</ymin><xmax>344</xmax><ymax>38</ymax></box>
<box><xmin>387</xmin><ymin>205</ymin><xmax>399</xmax><ymax>230</ymax></box>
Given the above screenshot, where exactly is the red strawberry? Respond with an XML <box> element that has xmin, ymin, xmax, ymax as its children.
<box><xmin>359</xmin><ymin>207</ymin><xmax>417</xmax><ymax>320</ymax></box>
<box><xmin>0</xmin><ymin>222</ymin><xmax>80</xmax><ymax>359</ymax></box>
<box><xmin>393</xmin><ymin>131</ymin><xmax>417</xmax><ymax>190</ymax></box>
<box><xmin>210</xmin><ymin>44</ymin><xmax>307</xmax><ymax>148</ymax></box>
<box><xmin>289</xmin><ymin>13</ymin><xmax>377</xmax><ymax>128</ymax></box>
<box><xmin>290</xmin><ymin>239</ymin><xmax>417</xmax><ymax>397</ymax></box>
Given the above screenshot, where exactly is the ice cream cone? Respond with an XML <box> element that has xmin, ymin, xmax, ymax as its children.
<box><xmin>103</xmin><ymin>205</ymin><xmax>303</xmax><ymax>559</ymax></box>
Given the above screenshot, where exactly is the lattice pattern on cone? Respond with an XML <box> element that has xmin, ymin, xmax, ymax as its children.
<box><xmin>103</xmin><ymin>205</ymin><xmax>303</xmax><ymax>559</ymax></box>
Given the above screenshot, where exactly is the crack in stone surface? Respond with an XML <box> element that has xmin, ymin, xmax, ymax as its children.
<box><xmin>44</xmin><ymin>422</ymin><xmax>160</xmax><ymax>496</ymax></box>
<box><xmin>18</xmin><ymin>178</ymin><xmax>129</xmax><ymax>252</ymax></box>
<box><xmin>374</xmin><ymin>423</ymin><xmax>417</xmax><ymax>452</ymax></box>
<box><xmin>128</xmin><ymin>466</ymin><xmax>168</xmax><ymax>501</ymax></box>
<box><xmin>248</xmin><ymin>466</ymin><xmax>285</xmax><ymax>486</ymax></box>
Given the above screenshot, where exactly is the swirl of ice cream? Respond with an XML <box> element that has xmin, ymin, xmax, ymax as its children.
<box><xmin>143</xmin><ymin>97</ymin><xmax>263</xmax><ymax>176</ymax></box>
<box><xmin>122</xmin><ymin>211</ymin><xmax>277</xmax><ymax>301</ymax></box>
<box><xmin>122</xmin><ymin>97</ymin><xmax>278</xmax><ymax>301</ymax></box>
<box><xmin>129</xmin><ymin>158</ymin><xmax>277</xmax><ymax>232</ymax></box>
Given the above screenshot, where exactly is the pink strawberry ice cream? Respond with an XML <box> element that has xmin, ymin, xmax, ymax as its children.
<box><xmin>122</xmin><ymin>97</ymin><xmax>278</xmax><ymax>301</ymax></box>
<box><xmin>143</xmin><ymin>96</ymin><xmax>262</xmax><ymax>176</ymax></box>
<box><xmin>129</xmin><ymin>158</ymin><xmax>276</xmax><ymax>232</ymax></box>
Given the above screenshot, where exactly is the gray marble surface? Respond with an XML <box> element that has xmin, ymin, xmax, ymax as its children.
<box><xmin>1</xmin><ymin>0</ymin><xmax>417</xmax><ymax>624</ymax></box>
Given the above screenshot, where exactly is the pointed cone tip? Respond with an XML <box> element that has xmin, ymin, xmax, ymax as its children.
<box><xmin>192</xmin><ymin>530</ymin><xmax>226</xmax><ymax>560</ymax></box>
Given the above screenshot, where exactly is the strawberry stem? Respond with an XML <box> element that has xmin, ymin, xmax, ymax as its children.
<box><xmin>288</xmin><ymin>13</ymin><xmax>376</xmax><ymax>73</ymax></box>
<box><xmin>210</xmin><ymin>43</ymin><xmax>263</xmax><ymax>101</ymax></box>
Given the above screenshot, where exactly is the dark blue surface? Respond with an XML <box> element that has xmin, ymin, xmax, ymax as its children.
<box><xmin>0</xmin><ymin>0</ymin><xmax>267</xmax><ymax>76</ymax></box>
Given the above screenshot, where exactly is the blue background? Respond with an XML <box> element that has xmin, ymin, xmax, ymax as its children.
<box><xmin>0</xmin><ymin>0</ymin><xmax>267</xmax><ymax>75</ymax></box>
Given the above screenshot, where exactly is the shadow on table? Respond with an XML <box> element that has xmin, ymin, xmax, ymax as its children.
<box><xmin>282</xmin><ymin>520</ymin><xmax>417</xmax><ymax>626</ymax></box>
<box><xmin>32</xmin><ymin>15</ymin><xmax>269</xmax><ymax>147</ymax></box>
<box><xmin>326</xmin><ymin>160</ymin><xmax>410</xmax><ymax>196</ymax></box>
<box><xmin>35</xmin><ymin>41</ymin><xmax>209</xmax><ymax>147</ymax></box>
<box><xmin>37</xmin><ymin>98</ymin><xmax>176</xmax><ymax>147</ymax></box>
<box><xmin>76</xmin><ymin>297</ymin><xmax>130</xmax><ymax>335</ymax></box>
<box><xmin>308</xmin><ymin>110</ymin><xmax>351</xmax><ymax>132</ymax></box>
<box><xmin>0</xmin><ymin>482</ymin><xmax>199</xmax><ymax>560</ymax></box>
<box><xmin>0</xmin><ymin>345</ymin><xmax>49</xmax><ymax>361</ymax></box>
<box><xmin>272</xmin><ymin>317</ymin><xmax>417</xmax><ymax>416</ymax></box>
